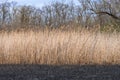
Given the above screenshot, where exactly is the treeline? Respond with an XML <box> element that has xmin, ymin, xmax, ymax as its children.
<box><xmin>0</xmin><ymin>0</ymin><xmax>120</xmax><ymax>31</ymax></box>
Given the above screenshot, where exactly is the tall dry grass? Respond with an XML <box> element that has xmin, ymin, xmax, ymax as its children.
<box><xmin>0</xmin><ymin>28</ymin><xmax>120</xmax><ymax>65</ymax></box>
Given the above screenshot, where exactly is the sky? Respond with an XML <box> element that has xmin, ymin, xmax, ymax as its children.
<box><xmin>0</xmin><ymin>0</ymin><xmax>80</xmax><ymax>8</ymax></box>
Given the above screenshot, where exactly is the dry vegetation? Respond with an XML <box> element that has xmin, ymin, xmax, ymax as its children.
<box><xmin>0</xmin><ymin>28</ymin><xmax>120</xmax><ymax>65</ymax></box>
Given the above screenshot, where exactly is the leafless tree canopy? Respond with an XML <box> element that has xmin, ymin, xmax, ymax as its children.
<box><xmin>0</xmin><ymin>0</ymin><xmax>120</xmax><ymax>31</ymax></box>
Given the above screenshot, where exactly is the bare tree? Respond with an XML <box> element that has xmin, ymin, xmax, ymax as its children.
<box><xmin>0</xmin><ymin>2</ymin><xmax>11</xmax><ymax>26</ymax></box>
<box><xmin>0</xmin><ymin>0</ymin><xmax>120</xmax><ymax>31</ymax></box>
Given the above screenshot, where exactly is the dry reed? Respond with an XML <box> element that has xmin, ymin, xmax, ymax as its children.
<box><xmin>0</xmin><ymin>28</ymin><xmax>120</xmax><ymax>65</ymax></box>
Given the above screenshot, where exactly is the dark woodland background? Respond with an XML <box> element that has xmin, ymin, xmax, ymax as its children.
<box><xmin>0</xmin><ymin>0</ymin><xmax>120</xmax><ymax>32</ymax></box>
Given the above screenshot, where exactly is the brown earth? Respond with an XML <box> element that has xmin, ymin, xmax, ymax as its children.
<box><xmin>0</xmin><ymin>64</ymin><xmax>120</xmax><ymax>80</ymax></box>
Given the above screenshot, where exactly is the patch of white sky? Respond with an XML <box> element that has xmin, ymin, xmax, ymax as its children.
<box><xmin>0</xmin><ymin>0</ymin><xmax>80</xmax><ymax>8</ymax></box>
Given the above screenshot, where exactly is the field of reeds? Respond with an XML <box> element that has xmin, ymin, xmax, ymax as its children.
<box><xmin>0</xmin><ymin>28</ymin><xmax>120</xmax><ymax>65</ymax></box>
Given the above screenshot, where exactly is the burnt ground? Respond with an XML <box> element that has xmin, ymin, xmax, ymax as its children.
<box><xmin>0</xmin><ymin>64</ymin><xmax>120</xmax><ymax>80</ymax></box>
